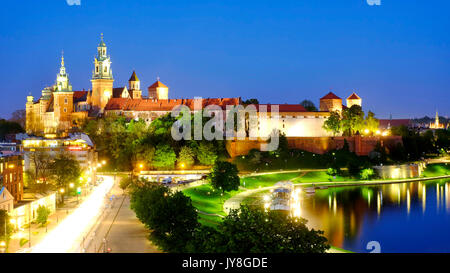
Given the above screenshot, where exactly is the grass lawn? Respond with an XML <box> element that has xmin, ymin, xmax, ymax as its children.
<box><xmin>183</xmin><ymin>184</ymin><xmax>241</xmax><ymax>217</ymax></box>
<box><xmin>197</xmin><ymin>213</ymin><xmax>223</xmax><ymax>228</ymax></box>
<box><xmin>241</xmin><ymin>172</ymin><xmax>303</xmax><ymax>189</ymax></box>
<box><xmin>423</xmin><ymin>163</ymin><xmax>450</xmax><ymax>177</ymax></box>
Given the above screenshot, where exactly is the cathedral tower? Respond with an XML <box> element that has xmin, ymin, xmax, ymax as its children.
<box><xmin>53</xmin><ymin>53</ymin><xmax>74</xmax><ymax>134</ymax></box>
<box><xmin>128</xmin><ymin>71</ymin><xmax>142</xmax><ymax>99</ymax></box>
<box><xmin>91</xmin><ymin>34</ymin><xmax>114</xmax><ymax>112</ymax></box>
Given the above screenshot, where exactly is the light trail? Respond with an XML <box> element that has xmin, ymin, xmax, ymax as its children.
<box><xmin>31</xmin><ymin>176</ymin><xmax>114</xmax><ymax>253</ymax></box>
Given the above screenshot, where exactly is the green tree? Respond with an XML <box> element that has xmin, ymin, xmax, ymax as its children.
<box><xmin>135</xmin><ymin>142</ymin><xmax>155</xmax><ymax>169</ymax></box>
<box><xmin>300</xmin><ymin>99</ymin><xmax>318</xmax><ymax>112</ymax></box>
<box><xmin>278</xmin><ymin>133</ymin><xmax>289</xmax><ymax>155</ymax></box>
<box><xmin>326</xmin><ymin>167</ymin><xmax>338</xmax><ymax>177</ymax></box>
<box><xmin>196</xmin><ymin>141</ymin><xmax>217</xmax><ymax>166</ymax></box>
<box><xmin>208</xmin><ymin>161</ymin><xmax>240</xmax><ymax>194</ymax></box>
<box><xmin>0</xmin><ymin>119</ymin><xmax>24</xmax><ymax>140</ymax></box>
<box><xmin>36</xmin><ymin>205</ymin><xmax>51</xmax><ymax>226</ymax></box>
<box><xmin>9</xmin><ymin>109</ymin><xmax>26</xmax><ymax>128</ymax></box>
<box><xmin>360</xmin><ymin>168</ymin><xmax>375</xmax><ymax>180</ymax></box>
<box><xmin>49</xmin><ymin>153</ymin><xmax>81</xmax><ymax>204</ymax></box>
<box><xmin>130</xmin><ymin>183</ymin><xmax>198</xmax><ymax>252</ymax></box>
<box><xmin>178</xmin><ymin>146</ymin><xmax>195</xmax><ymax>168</ymax></box>
<box><xmin>152</xmin><ymin>143</ymin><xmax>177</xmax><ymax>170</ymax></box>
<box><xmin>364</xmin><ymin>111</ymin><xmax>379</xmax><ymax>134</ymax></box>
<box><xmin>211</xmin><ymin>205</ymin><xmax>329</xmax><ymax>253</ymax></box>
<box><xmin>26</xmin><ymin>150</ymin><xmax>52</xmax><ymax>193</ymax></box>
<box><xmin>341</xmin><ymin>105</ymin><xmax>365</xmax><ymax>136</ymax></box>
<box><xmin>242</xmin><ymin>98</ymin><xmax>259</xmax><ymax>105</ymax></box>
<box><xmin>323</xmin><ymin>111</ymin><xmax>341</xmax><ymax>136</ymax></box>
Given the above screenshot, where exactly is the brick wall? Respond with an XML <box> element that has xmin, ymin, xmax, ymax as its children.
<box><xmin>226</xmin><ymin>135</ymin><xmax>403</xmax><ymax>157</ymax></box>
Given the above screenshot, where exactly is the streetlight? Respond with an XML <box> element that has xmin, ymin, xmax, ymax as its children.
<box><xmin>60</xmin><ymin>188</ymin><xmax>65</xmax><ymax>204</ymax></box>
<box><xmin>0</xmin><ymin>241</ymin><xmax>6</xmax><ymax>253</ymax></box>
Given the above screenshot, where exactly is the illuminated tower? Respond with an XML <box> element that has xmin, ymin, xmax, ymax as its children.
<box><xmin>148</xmin><ymin>77</ymin><xmax>169</xmax><ymax>100</ymax></box>
<box><xmin>91</xmin><ymin>33</ymin><xmax>114</xmax><ymax>112</ymax></box>
<box><xmin>435</xmin><ymin>110</ymin><xmax>440</xmax><ymax>128</ymax></box>
<box><xmin>128</xmin><ymin>71</ymin><xmax>142</xmax><ymax>99</ymax></box>
<box><xmin>346</xmin><ymin>92</ymin><xmax>362</xmax><ymax>108</ymax></box>
<box><xmin>53</xmin><ymin>53</ymin><xmax>74</xmax><ymax>134</ymax></box>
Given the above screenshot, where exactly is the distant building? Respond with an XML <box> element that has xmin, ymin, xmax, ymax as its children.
<box><xmin>0</xmin><ymin>187</ymin><xmax>14</xmax><ymax>213</ymax></box>
<box><xmin>429</xmin><ymin>110</ymin><xmax>446</xmax><ymax>129</ymax></box>
<box><xmin>0</xmin><ymin>153</ymin><xmax>24</xmax><ymax>203</ymax></box>
<box><xmin>346</xmin><ymin>92</ymin><xmax>362</xmax><ymax>108</ymax></box>
<box><xmin>21</xmin><ymin>133</ymin><xmax>97</xmax><ymax>182</ymax></box>
<box><xmin>25</xmin><ymin>34</ymin><xmax>366</xmax><ymax>140</ymax></box>
<box><xmin>379</xmin><ymin>119</ymin><xmax>412</xmax><ymax>130</ymax></box>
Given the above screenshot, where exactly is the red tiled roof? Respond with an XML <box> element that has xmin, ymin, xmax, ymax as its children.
<box><xmin>105</xmin><ymin>97</ymin><xmax>241</xmax><ymax>111</ymax></box>
<box><xmin>148</xmin><ymin>81</ymin><xmax>168</xmax><ymax>89</ymax></box>
<box><xmin>347</xmin><ymin>92</ymin><xmax>361</xmax><ymax>100</ymax></box>
<box><xmin>73</xmin><ymin>91</ymin><xmax>88</xmax><ymax>102</ymax></box>
<box><xmin>112</xmin><ymin>87</ymin><xmax>127</xmax><ymax>98</ymax></box>
<box><xmin>254</xmin><ymin>104</ymin><xmax>307</xmax><ymax>113</ymax></box>
<box><xmin>320</xmin><ymin>92</ymin><xmax>341</xmax><ymax>100</ymax></box>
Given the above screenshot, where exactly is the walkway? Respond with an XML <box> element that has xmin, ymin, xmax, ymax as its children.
<box><xmin>83</xmin><ymin>177</ymin><xmax>160</xmax><ymax>253</ymax></box>
<box><xmin>8</xmin><ymin>190</ymin><xmax>92</xmax><ymax>253</ymax></box>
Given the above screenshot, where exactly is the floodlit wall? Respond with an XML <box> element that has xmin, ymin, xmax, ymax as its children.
<box><xmin>226</xmin><ymin>136</ymin><xmax>403</xmax><ymax>157</ymax></box>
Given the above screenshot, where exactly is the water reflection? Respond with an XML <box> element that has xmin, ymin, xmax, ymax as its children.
<box><xmin>293</xmin><ymin>179</ymin><xmax>450</xmax><ymax>253</ymax></box>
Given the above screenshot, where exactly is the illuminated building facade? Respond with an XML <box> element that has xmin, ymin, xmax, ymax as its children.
<box><xmin>25</xmin><ymin>35</ymin><xmax>364</xmax><ymax>140</ymax></box>
<box><xmin>0</xmin><ymin>153</ymin><xmax>24</xmax><ymax>203</ymax></box>
<box><xmin>429</xmin><ymin>110</ymin><xmax>446</xmax><ymax>129</ymax></box>
<box><xmin>22</xmin><ymin>133</ymin><xmax>97</xmax><ymax>183</ymax></box>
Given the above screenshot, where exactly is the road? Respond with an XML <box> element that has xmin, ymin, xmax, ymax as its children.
<box><xmin>83</xmin><ymin>175</ymin><xmax>160</xmax><ymax>253</ymax></box>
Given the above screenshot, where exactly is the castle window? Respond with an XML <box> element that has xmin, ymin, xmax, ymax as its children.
<box><xmin>64</xmin><ymin>108</ymin><xmax>67</xmax><ymax>113</ymax></box>
<box><xmin>96</xmin><ymin>66</ymin><xmax>99</xmax><ymax>73</ymax></box>
<box><xmin>64</xmin><ymin>98</ymin><xmax>68</xmax><ymax>104</ymax></box>
<box><xmin>104</xmin><ymin>67</ymin><xmax>107</xmax><ymax>73</ymax></box>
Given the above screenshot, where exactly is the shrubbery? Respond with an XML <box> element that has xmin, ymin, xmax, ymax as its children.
<box><xmin>130</xmin><ymin>183</ymin><xmax>330</xmax><ymax>253</ymax></box>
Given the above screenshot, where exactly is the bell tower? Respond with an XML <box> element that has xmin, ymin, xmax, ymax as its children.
<box><xmin>53</xmin><ymin>53</ymin><xmax>74</xmax><ymax>136</ymax></box>
<box><xmin>91</xmin><ymin>33</ymin><xmax>114</xmax><ymax>112</ymax></box>
<box><xmin>128</xmin><ymin>70</ymin><xmax>142</xmax><ymax>99</ymax></box>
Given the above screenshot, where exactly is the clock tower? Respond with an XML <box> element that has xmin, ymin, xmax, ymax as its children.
<box><xmin>91</xmin><ymin>33</ymin><xmax>114</xmax><ymax>112</ymax></box>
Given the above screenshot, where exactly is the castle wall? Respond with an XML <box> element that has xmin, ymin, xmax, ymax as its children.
<box><xmin>226</xmin><ymin>136</ymin><xmax>403</xmax><ymax>157</ymax></box>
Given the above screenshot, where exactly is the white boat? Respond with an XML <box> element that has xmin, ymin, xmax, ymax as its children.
<box><xmin>270</xmin><ymin>181</ymin><xmax>293</xmax><ymax>212</ymax></box>
<box><xmin>304</xmin><ymin>187</ymin><xmax>316</xmax><ymax>195</ymax></box>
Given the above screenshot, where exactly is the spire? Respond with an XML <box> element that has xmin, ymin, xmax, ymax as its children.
<box><xmin>59</xmin><ymin>51</ymin><xmax>66</xmax><ymax>76</ymax></box>
<box><xmin>55</xmin><ymin>51</ymin><xmax>72</xmax><ymax>92</ymax></box>
<box><xmin>99</xmin><ymin>33</ymin><xmax>106</xmax><ymax>47</ymax></box>
<box><xmin>93</xmin><ymin>33</ymin><xmax>113</xmax><ymax>80</ymax></box>
<box><xmin>435</xmin><ymin>109</ymin><xmax>439</xmax><ymax>126</ymax></box>
<box><xmin>129</xmin><ymin>70</ymin><xmax>139</xmax><ymax>82</ymax></box>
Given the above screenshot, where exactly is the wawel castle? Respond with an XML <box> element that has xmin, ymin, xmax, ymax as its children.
<box><xmin>25</xmin><ymin>35</ymin><xmax>362</xmax><ymax>139</ymax></box>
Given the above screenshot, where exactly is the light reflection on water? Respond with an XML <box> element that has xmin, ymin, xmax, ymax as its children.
<box><xmin>293</xmin><ymin>179</ymin><xmax>450</xmax><ymax>253</ymax></box>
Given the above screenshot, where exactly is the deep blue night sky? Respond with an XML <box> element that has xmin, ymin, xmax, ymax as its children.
<box><xmin>0</xmin><ymin>0</ymin><xmax>449</xmax><ymax>119</ymax></box>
